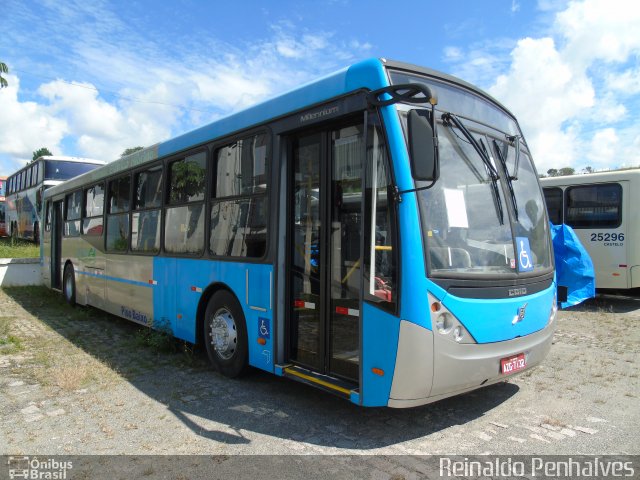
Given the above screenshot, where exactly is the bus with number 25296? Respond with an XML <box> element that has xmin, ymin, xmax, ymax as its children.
<box><xmin>42</xmin><ymin>58</ymin><xmax>557</xmax><ymax>407</ymax></box>
<box><xmin>541</xmin><ymin>169</ymin><xmax>640</xmax><ymax>290</ymax></box>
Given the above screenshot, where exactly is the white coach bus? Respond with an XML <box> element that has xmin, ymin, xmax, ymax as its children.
<box><xmin>541</xmin><ymin>169</ymin><xmax>640</xmax><ymax>290</ymax></box>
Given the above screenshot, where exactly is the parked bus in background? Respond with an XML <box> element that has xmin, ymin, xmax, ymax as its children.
<box><xmin>42</xmin><ymin>58</ymin><xmax>557</xmax><ymax>407</ymax></box>
<box><xmin>541</xmin><ymin>169</ymin><xmax>640</xmax><ymax>290</ymax></box>
<box><xmin>6</xmin><ymin>156</ymin><xmax>106</xmax><ymax>243</ymax></box>
<box><xmin>0</xmin><ymin>176</ymin><xmax>7</xmax><ymax>237</ymax></box>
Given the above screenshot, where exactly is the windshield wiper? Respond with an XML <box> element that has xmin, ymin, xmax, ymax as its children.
<box><xmin>442</xmin><ymin>112</ymin><xmax>504</xmax><ymax>225</ymax></box>
<box><xmin>493</xmin><ymin>139</ymin><xmax>519</xmax><ymax>221</ymax></box>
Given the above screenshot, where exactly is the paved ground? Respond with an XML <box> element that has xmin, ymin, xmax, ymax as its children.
<box><xmin>0</xmin><ymin>287</ymin><xmax>638</xmax><ymax>476</ymax></box>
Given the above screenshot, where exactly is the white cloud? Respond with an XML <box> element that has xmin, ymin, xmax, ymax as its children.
<box><xmin>485</xmin><ymin>0</ymin><xmax>640</xmax><ymax>172</ymax></box>
<box><xmin>0</xmin><ymin>77</ymin><xmax>178</xmax><ymax>165</ymax></box>
<box><xmin>0</xmin><ymin>75</ymin><xmax>68</xmax><ymax>168</ymax></box>
<box><xmin>444</xmin><ymin>47</ymin><xmax>463</xmax><ymax>61</ymax></box>
<box><xmin>606</xmin><ymin>68</ymin><xmax>640</xmax><ymax>95</ymax></box>
<box><xmin>490</xmin><ymin>36</ymin><xmax>595</xmax><ymax>171</ymax></box>
<box><xmin>587</xmin><ymin>128</ymin><xmax>618</xmax><ymax>165</ymax></box>
<box><xmin>0</xmin><ymin>4</ymin><xmax>373</xmax><ymax>174</ymax></box>
<box><xmin>556</xmin><ymin>0</ymin><xmax>640</xmax><ymax>67</ymax></box>
<box><xmin>442</xmin><ymin>0</ymin><xmax>640</xmax><ymax>173</ymax></box>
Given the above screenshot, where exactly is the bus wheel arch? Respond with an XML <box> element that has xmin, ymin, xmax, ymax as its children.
<box><xmin>200</xmin><ymin>286</ymin><xmax>248</xmax><ymax>378</ymax></box>
<box><xmin>63</xmin><ymin>261</ymin><xmax>76</xmax><ymax>306</ymax></box>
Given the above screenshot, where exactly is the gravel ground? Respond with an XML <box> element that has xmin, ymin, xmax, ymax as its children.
<box><xmin>0</xmin><ymin>287</ymin><xmax>638</xmax><ymax>475</ymax></box>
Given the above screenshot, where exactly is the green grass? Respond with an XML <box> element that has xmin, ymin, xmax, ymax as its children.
<box><xmin>0</xmin><ymin>316</ymin><xmax>23</xmax><ymax>354</ymax></box>
<box><xmin>0</xmin><ymin>237</ymin><xmax>40</xmax><ymax>258</ymax></box>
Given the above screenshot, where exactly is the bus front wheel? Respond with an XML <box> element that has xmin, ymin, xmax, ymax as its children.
<box><xmin>204</xmin><ymin>290</ymin><xmax>248</xmax><ymax>378</ymax></box>
<box><xmin>63</xmin><ymin>264</ymin><xmax>76</xmax><ymax>306</ymax></box>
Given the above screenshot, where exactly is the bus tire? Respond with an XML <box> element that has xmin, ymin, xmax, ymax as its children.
<box><xmin>63</xmin><ymin>264</ymin><xmax>76</xmax><ymax>306</ymax></box>
<box><xmin>204</xmin><ymin>290</ymin><xmax>248</xmax><ymax>378</ymax></box>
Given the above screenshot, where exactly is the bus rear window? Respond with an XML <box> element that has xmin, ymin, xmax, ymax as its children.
<box><xmin>565</xmin><ymin>183</ymin><xmax>622</xmax><ymax>228</ymax></box>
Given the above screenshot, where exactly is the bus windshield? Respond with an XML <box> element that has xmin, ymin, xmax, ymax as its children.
<box><xmin>391</xmin><ymin>72</ymin><xmax>552</xmax><ymax>277</ymax></box>
<box><xmin>44</xmin><ymin>160</ymin><xmax>99</xmax><ymax>181</ymax></box>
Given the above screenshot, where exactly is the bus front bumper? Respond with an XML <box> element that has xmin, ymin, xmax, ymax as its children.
<box><xmin>388</xmin><ymin>318</ymin><xmax>556</xmax><ymax>408</ymax></box>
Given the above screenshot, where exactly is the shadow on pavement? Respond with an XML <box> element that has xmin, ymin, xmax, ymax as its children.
<box><xmin>4</xmin><ymin>286</ymin><xmax>519</xmax><ymax>450</ymax></box>
<box><xmin>568</xmin><ymin>289</ymin><xmax>640</xmax><ymax>314</ymax></box>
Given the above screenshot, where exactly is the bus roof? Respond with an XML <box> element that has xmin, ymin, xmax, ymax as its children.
<box><xmin>35</xmin><ymin>156</ymin><xmax>106</xmax><ymax>165</ymax></box>
<box><xmin>540</xmin><ymin>169</ymin><xmax>640</xmax><ymax>186</ymax></box>
<box><xmin>45</xmin><ymin>57</ymin><xmax>512</xmax><ymax>198</ymax></box>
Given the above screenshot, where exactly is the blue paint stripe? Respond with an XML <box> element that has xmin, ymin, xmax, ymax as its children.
<box><xmin>76</xmin><ymin>270</ymin><xmax>152</xmax><ymax>288</ymax></box>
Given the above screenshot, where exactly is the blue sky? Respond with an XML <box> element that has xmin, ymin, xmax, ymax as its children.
<box><xmin>1</xmin><ymin>0</ymin><xmax>639</xmax><ymax>176</ymax></box>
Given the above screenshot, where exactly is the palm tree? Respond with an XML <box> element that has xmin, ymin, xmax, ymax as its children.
<box><xmin>0</xmin><ymin>62</ymin><xmax>8</xmax><ymax>88</ymax></box>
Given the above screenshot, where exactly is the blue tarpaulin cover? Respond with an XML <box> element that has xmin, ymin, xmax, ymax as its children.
<box><xmin>550</xmin><ymin>223</ymin><xmax>596</xmax><ymax>308</ymax></box>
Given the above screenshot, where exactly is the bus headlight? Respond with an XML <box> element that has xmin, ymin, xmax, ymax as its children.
<box><xmin>429</xmin><ymin>293</ymin><xmax>476</xmax><ymax>344</ymax></box>
<box><xmin>435</xmin><ymin>312</ymin><xmax>454</xmax><ymax>334</ymax></box>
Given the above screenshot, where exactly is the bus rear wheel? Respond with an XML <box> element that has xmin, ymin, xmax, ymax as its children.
<box><xmin>63</xmin><ymin>264</ymin><xmax>76</xmax><ymax>306</ymax></box>
<box><xmin>204</xmin><ymin>290</ymin><xmax>248</xmax><ymax>378</ymax></box>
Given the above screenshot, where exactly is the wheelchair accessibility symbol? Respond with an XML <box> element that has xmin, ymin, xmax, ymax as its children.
<box><xmin>258</xmin><ymin>317</ymin><xmax>270</xmax><ymax>339</ymax></box>
<box><xmin>516</xmin><ymin>237</ymin><xmax>534</xmax><ymax>272</ymax></box>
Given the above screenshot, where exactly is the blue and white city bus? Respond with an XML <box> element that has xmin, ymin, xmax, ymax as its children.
<box><xmin>42</xmin><ymin>58</ymin><xmax>557</xmax><ymax>407</ymax></box>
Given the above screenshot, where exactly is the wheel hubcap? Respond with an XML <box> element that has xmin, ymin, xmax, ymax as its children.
<box><xmin>209</xmin><ymin>308</ymin><xmax>237</xmax><ymax>360</ymax></box>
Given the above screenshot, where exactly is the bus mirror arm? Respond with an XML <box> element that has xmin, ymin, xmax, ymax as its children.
<box><xmin>366</xmin><ymin>83</ymin><xmax>435</xmax><ymax>107</ymax></box>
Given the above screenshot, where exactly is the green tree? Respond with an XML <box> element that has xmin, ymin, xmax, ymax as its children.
<box><xmin>558</xmin><ymin>167</ymin><xmax>575</xmax><ymax>176</ymax></box>
<box><xmin>168</xmin><ymin>158</ymin><xmax>205</xmax><ymax>203</ymax></box>
<box><xmin>0</xmin><ymin>61</ymin><xmax>8</xmax><ymax>88</ymax></box>
<box><xmin>33</xmin><ymin>147</ymin><xmax>53</xmax><ymax>161</ymax></box>
<box><xmin>547</xmin><ymin>168</ymin><xmax>558</xmax><ymax>177</ymax></box>
<box><xmin>121</xmin><ymin>146</ymin><xmax>144</xmax><ymax>157</ymax></box>
<box><xmin>583</xmin><ymin>166</ymin><xmax>593</xmax><ymax>174</ymax></box>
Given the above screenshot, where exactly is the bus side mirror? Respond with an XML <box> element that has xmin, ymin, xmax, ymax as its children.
<box><xmin>408</xmin><ymin>109</ymin><xmax>439</xmax><ymax>182</ymax></box>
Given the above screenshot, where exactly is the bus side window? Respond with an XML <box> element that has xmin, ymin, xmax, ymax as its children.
<box><xmin>543</xmin><ymin>187</ymin><xmax>563</xmax><ymax>224</ymax></box>
<box><xmin>210</xmin><ymin>133</ymin><xmax>269</xmax><ymax>258</ymax></box>
<box><xmin>82</xmin><ymin>183</ymin><xmax>104</xmax><ymax>236</ymax></box>
<box><xmin>164</xmin><ymin>151</ymin><xmax>207</xmax><ymax>255</ymax></box>
<box><xmin>565</xmin><ymin>183</ymin><xmax>622</xmax><ymax>228</ymax></box>
<box><xmin>132</xmin><ymin>164</ymin><xmax>162</xmax><ymax>254</ymax></box>
<box><xmin>64</xmin><ymin>190</ymin><xmax>82</xmax><ymax>237</ymax></box>
<box><xmin>106</xmin><ymin>175</ymin><xmax>131</xmax><ymax>252</ymax></box>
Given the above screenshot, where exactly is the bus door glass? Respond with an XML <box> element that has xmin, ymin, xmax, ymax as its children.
<box><xmin>289</xmin><ymin>118</ymin><xmax>365</xmax><ymax>381</ymax></box>
<box><xmin>51</xmin><ymin>200</ymin><xmax>63</xmax><ymax>289</ymax></box>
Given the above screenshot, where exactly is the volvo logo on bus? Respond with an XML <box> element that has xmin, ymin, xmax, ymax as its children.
<box><xmin>513</xmin><ymin>303</ymin><xmax>528</xmax><ymax>325</ymax></box>
<box><xmin>508</xmin><ymin>287</ymin><xmax>527</xmax><ymax>297</ymax></box>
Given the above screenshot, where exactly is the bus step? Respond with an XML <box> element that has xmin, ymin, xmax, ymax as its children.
<box><xmin>280</xmin><ymin>365</ymin><xmax>357</xmax><ymax>400</ymax></box>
